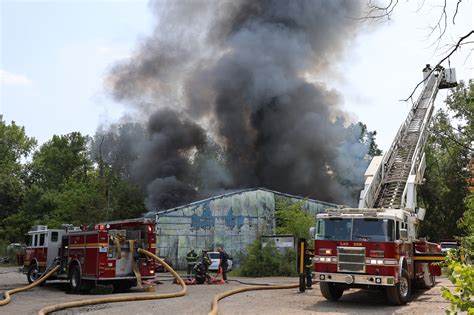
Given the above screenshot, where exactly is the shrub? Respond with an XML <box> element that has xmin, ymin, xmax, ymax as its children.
<box><xmin>441</xmin><ymin>236</ymin><xmax>474</xmax><ymax>314</ymax></box>
<box><xmin>236</xmin><ymin>238</ymin><xmax>297</xmax><ymax>277</ymax></box>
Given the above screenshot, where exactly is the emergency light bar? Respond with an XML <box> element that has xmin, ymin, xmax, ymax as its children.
<box><xmin>325</xmin><ymin>208</ymin><xmax>386</xmax><ymax>215</ymax></box>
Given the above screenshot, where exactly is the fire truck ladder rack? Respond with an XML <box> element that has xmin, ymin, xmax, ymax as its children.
<box><xmin>359</xmin><ymin>68</ymin><xmax>455</xmax><ymax>210</ymax></box>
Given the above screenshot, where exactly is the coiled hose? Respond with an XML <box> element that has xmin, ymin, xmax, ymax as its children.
<box><xmin>208</xmin><ymin>282</ymin><xmax>299</xmax><ymax>315</ymax></box>
<box><xmin>0</xmin><ymin>265</ymin><xmax>60</xmax><ymax>306</ymax></box>
<box><xmin>37</xmin><ymin>248</ymin><xmax>186</xmax><ymax>315</ymax></box>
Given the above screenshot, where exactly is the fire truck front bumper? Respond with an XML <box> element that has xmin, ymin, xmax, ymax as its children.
<box><xmin>314</xmin><ymin>272</ymin><xmax>395</xmax><ymax>286</ymax></box>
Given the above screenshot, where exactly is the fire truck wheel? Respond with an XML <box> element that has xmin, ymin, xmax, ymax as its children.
<box><xmin>69</xmin><ymin>264</ymin><xmax>82</xmax><ymax>293</ymax></box>
<box><xmin>320</xmin><ymin>282</ymin><xmax>344</xmax><ymax>301</ymax></box>
<box><xmin>386</xmin><ymin>269</ymin><xmax>411</xmax><ymax>305</ymax></box>
<box><xmin>27</xmin><ymin>263</ymin><xmax>40</xmax><ymax>284</ymax></box>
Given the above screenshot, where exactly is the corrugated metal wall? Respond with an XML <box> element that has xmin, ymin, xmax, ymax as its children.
<box><xmin>155</xmin><ymin>188</ymin><xmax>336</xmax><ymax>268</ymax></box>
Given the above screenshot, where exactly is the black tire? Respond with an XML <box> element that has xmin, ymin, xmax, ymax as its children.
<box><xmin>386</xmin><ymin>269</ymin><xmax>411</xmax><ymax>305</ymax></box>
<box><xmin>320</xmin><ymin>282</ymin><xmax>344</xmax><ymax>301</ymax></box>
<box><xmin>27</xmin><ymin>263</ymin><xmax>40</xmax><ymax>284</ymax></box>
<box><xmin>113</xmin><ymin>280</ymin><xmax>135</xmax><ymax>293</ymax></box>
<box><xmin>69</xmin><ymin>264</ymin><xmax>82</xmax><ymax>293</ymax></box>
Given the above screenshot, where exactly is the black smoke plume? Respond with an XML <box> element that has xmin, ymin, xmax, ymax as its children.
<box><xmin>99</xmin><ymin>0</ymin><xmax>374</xmax><ymax>210</ymax></box>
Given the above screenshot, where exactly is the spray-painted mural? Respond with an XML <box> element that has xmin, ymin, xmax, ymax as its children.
<box><xmin>154</xmin><ymin>188</ymin><xmax>336</xmax><ymax>268</ymax></box>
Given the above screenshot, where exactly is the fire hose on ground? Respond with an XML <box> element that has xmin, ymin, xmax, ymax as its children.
<box><xmin>37</xmin><ymin>248</ymin><xmax>186</xmax><ymax>315</ymax></box>
<box><xmin>0</xmin><ymin>265</ymin><xmax>60</xmax><ymax>306</ymax></box>
<box><xmin>207</xmin><ymin>282</ymin><xmax>301</xmax><ymax>315</ymax></box>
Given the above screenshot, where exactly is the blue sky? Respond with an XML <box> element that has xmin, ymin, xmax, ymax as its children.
<box><xmin>1</xmin><ymin>0</ymin><xmax>473</xmax><ymax>150</ymax></box>
<box><xmin>1</xmin><ymin>0</ymin><xmax>151</xmax><ymax>143</ymax></box>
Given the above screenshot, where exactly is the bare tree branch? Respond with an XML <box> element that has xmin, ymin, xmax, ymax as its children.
<box><xmin>401</xmin><ymin>30</ymin><xmax>474</xmax><ymax>102</ymax></box>
<box><xmin>355</xmin><ymin>0</ymin><xmax>399</xmax><ymax>20</ymax></box>
<box><xmin>453</xmin><ymin>0</ymin><xmax>462</xmax><ymax>25</ymax></box>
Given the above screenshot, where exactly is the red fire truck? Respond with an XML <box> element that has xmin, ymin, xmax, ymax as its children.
<box><xmin>311</xmin><ymin>66</ymin><xmax>455</xmax><ymax>305</ymax></box>
<box><xmin>23</xmin><ymin>218</ymin><xmax>156</xmax><ymax>292</ymax></box>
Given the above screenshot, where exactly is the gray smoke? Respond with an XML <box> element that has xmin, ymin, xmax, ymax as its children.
<box><xmin>101</xmin><ymin>0</ymin><xmax>372</xmax><ymax>210</ymax></box>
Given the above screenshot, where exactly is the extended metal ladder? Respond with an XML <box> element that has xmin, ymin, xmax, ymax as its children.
<box><xmin>374</xmin><ymin>76</ymin><xmax>436</xmax><ymax>208</ymax></box>
<box><xmin>358</xmin><ymin>67</ymin><xmax>456</xmax><ymax>211</ymax></box>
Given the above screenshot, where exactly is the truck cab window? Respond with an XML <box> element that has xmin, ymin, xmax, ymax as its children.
<box><xmin>39</xmin><ymin>233</ymin><xmax>45</xmax><ymax>246</ymax></box>
<box><xmin>51</xmin><ymin>231</ymin><xmax>58</xmax><ymax>242</ymax></box>
<box><xmin>33</xmin><ymin>234</ymin><xmax>38</xmax><ymax>247</ymax></box>
<box><xmin>396</xmin><ymin>221</ymin><xmax>400</xmax><ymax>240</ymax></box>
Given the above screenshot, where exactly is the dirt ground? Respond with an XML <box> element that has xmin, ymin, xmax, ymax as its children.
<box><xmin>0</xmin><ymin>266</ymin><xmax>453</xmax><ymax>315</ymax></box>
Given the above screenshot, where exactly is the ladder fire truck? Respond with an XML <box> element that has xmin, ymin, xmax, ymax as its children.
<box><xmin>23</xmin><ymin>218</ymin><xmax>156</xmax><ymax>292</ymax></box>
<box><xmin>311</xmin><ymin>66</ymin><xmax>457</xmax><ymax>305</ymax></box>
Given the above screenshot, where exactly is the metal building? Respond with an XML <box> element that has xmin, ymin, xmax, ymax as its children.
<box><xmin>153</xmin><ymin>188</ymin><xmax>337</xmax><ymax>268</ymax></box>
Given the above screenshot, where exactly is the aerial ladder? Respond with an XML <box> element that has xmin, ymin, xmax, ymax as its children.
<box><xmin>358</xmin><ymin>66</ymin><xmax>457</xmax><ymax>213</ymax></box>
<box><xmin>312</xmin><ymin>66</ymin><xmax>458</xmax><ymax>305</ymax></box>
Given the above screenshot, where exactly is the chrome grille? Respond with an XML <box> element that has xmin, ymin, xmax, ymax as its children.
<box><xmin>337</xmin><ymin>247</ymin><xmax>366</xmax><ymax>273</ymax></box>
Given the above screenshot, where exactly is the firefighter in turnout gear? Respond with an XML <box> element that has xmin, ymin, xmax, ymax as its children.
<box><xmin>186</xmin><ymin>249</ymin><xmax>198</xmax><ymax>277</ymax></box>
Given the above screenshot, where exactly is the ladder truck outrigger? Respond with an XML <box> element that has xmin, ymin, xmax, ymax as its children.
<box><xmin>310</xmin><ymin>65</ymin><xmax>457</xmax><ymax>305</ymax></box>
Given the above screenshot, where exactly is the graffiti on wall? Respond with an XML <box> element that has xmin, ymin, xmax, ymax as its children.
<box><xmin>190</xmin><ymin>205</ymin><xmax>244</xmax><ymax>230</ymax></box>
<box><xmin>225</xmin><ymin>207</ymin><xmax>244</xmax><ymax>229</ymax></box>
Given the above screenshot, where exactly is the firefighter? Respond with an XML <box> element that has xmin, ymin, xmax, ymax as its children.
<box><xmin>305</xmin><ymin>248</ymin><xmax>313</xmax><ymax>289</ymax></box>
<box><xmin>202</xmin><ymin>250</ymin><xmax>211</xmax><ymax>270</ymax></box>
<box><xmin>194</xmin><ymin>250</ymin><xmax>212</xmax><ymax>284</ymax></box>
<box><xmin>186</xmin><ymin>248</ymin><xmax>198</xmax><ymax>277</ymax></box>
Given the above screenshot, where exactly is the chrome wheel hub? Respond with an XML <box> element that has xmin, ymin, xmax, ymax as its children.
<box><xmin>400</xmin><ymin>277</ymin><xmax>409</xmax><ymax>297</ymax></box>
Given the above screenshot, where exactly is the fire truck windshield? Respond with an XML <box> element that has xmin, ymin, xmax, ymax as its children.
<box><xmin>316</xmin><ymin>218</ymin><xmax>394</xmax><ymax>241</ymax></box>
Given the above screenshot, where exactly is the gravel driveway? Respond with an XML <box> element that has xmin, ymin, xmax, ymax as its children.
<box><xmin>0</xmin><ymin>266</ymin><xmax>453</xmax><ymax>315</ymax></box>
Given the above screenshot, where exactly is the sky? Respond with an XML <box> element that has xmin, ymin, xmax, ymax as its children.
<box><xmin>0</xmin><ymin>0</ymin><xmax>473</xmax><ymax>152</ymax></box>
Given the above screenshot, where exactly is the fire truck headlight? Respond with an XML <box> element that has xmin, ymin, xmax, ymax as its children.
<box><xmin>331</xmin><ymin>257</ymin><xmax>337</xmax><ymax>262</ymax></box>
<box><xmin>376</xmin><ymin>259</ymin><xmax>384</xmax><ymax>265</ymax></box>
<box><xmin>370</xmin><ymin>259</ymin><xmax>377</xmax><ymax>265</ymax></box>
<box><xmin>319</xmin><ymin>248</ymin><xmax>332</xmax><ymax>255</ymax></box>
<box><xmin>384</xmin><ymin>259</ymin><xmax>398</xmax><ymax>265</ymax></box>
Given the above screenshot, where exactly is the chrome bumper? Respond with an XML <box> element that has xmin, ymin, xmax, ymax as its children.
<box><xmin>314</xmin><ymin>272</ymin><xmax>395</xmax><ymax>286</ymax></box>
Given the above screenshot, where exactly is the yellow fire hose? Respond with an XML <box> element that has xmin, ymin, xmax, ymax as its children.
<box><xmin>208</xmin><ymin>283</ymin><xmax>300</xmax><ymax>315</ymax></box>
<box><xmin>37</xmin><ymin>248</ymin><xmax>186</xmax><ymax>315</ymax></box>
<box><xmin>0</xmin><ymin>265</ymin><xmax>60</xmax><ymax>306</ymax></box>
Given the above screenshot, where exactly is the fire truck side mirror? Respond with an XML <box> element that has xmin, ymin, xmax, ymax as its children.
<box><xmin>400</xmin><ymin>228</ymin><xmax>408</xmax><ymax>241</ymax></box>
<box><xmin>416</xmin><ymin>207</ymin><xmax>426</xmax><ymax>221</ymax></box>
<box><xmin>309</xmin><ymin>227</ymin><xmax>316</xmax><ymax>239</ymax></box>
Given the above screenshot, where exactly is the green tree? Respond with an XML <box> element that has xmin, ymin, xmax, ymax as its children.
<box><xmin>29</xmin><ymin>132</ymin><xmax>91</xmax><ymax>190</ymax></box>
<box><xmin>0</xmin><ymin>116</ymin><xmax>36</xmax><ymax>220</ymax></box>
<box><xmin>418</xmin><ymin>80</ymin><xmax>472</xmax><ymax>241</ymax></box>
<box><xmin>275</xmin><ymin>200</ymin><xmax>313</xmax><ymax>239</ymax></box>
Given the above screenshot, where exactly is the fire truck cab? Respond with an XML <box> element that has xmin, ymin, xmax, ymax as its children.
<box><xmin>312</xmin><ymin>208</ymin><xmax>441</xmax><ymax>305</ymax></box>
<box><xmin>24</xmin><ymin>225</ymin><xmax>67</xmax><ymax>283</ymax></box>
<box><xmin>23</xmin><ymin>218</ymin><xmax>156</xmax><ymax>293</ymax></box>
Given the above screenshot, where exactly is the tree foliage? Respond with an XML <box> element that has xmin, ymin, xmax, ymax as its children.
<box><xmin>441</xmin><ymin>236</ymin><xmax>474</xmax><ymax>314</ymax></box>
<box><xmin>236</xmin><ymin>238</ymin><xmax>297</xmax><ymax>277</ymax></box>
<box><xmin>0</xmin><ymin>116</ymin><xmax>36</xmax><ymax>221</ymax></box>
<box><xmin>0</xmin><ymin>126</ymin><xmax>146</xmax><ymax>243</ymax></box>
<box><xmin>275</xmin><ymin>200</ymin><xmax>313</xmax><ymax>239</ymax></box>
<box><xmin>418</xmin><ymin>80</ymin><xmax>472</xmax><ymax>241</ymax></box>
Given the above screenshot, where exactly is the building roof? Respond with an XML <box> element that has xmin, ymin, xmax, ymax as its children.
<box><xmin>149</xmin><ymin>187</ymin><xmax>338</xmax><ymax>216</ymax></box>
